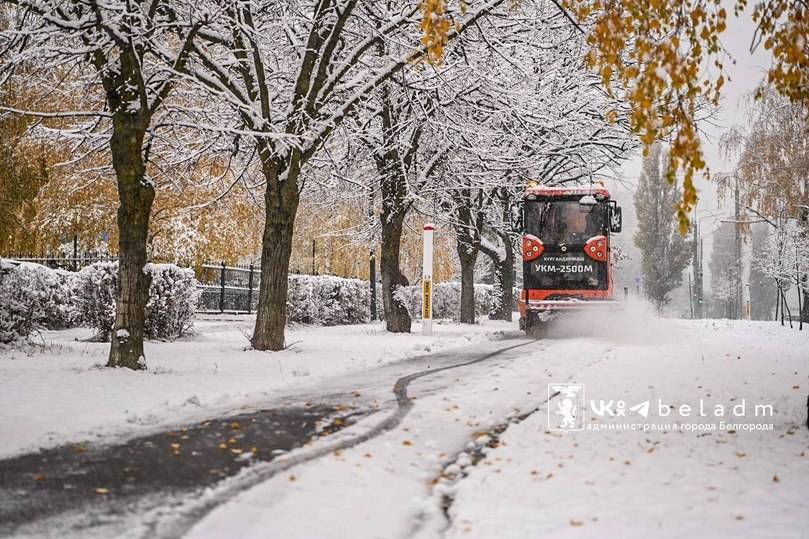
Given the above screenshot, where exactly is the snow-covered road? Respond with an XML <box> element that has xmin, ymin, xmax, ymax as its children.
<box><xmin>185</xmin><ymin>310</ymin><xmax>809</xmax><ymax>539</ymax></box>
<box><xmin>1</xmin><ymin>307</ymin><xmax>807</xmax><ymax>538</ymax></box>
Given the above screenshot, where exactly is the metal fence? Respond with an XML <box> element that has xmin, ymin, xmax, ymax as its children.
<box><xmin>197</xmin><ymin>262</ymin><xmax>260</xmax><ymax>314</ymax></box>
<box><xmin>6</xmin><ymin>252</ymin><xmax>117</xmax><ymax>271</ymax></box>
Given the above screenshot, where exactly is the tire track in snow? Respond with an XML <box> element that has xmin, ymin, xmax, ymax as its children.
<box><xmin>423</xmin><ymin>340</ymin><xmax>617</xmax><ymax>538</ymax></box>
<box><xmin>426</xmin><ymin>390</ymin><xmax>561</xmax><ymax>538</ymax></box>
<box><xmin>150</xmin><ymin>339</ymin><xmax>537</xmax><ymax>539</ymax></box>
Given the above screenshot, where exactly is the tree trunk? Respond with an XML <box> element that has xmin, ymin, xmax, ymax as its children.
<box><xmin>252</xmin><ymin>156</ymin><xmax>300</xmax><ymax>351</ymax></box>
<box><xmin>380</xmin><ymin>210</ymin><xmax>411</xmax><ymax>332</ymax></box>
<box><xmin>375</xmin><ymin>83</ymin><xmax>412</xmax><ymax>333</ymax></box>
<box><xmin>107</xmin><ymin>115</ymin><xmax>154</xmax><ymax>370</ymax></box>
<box><xmin>480</xmin><ymin>230</ymin><xmax>514</xmax><ymax>322</ymax></box>
<box><xmin>453</xmin><ymin>191</ymin><xmax>483</xmax><ymax>324</ymax></box>
<box><xmin>500</xmin><ymin>233</ymin><xmax>515</xmax><ymax>320</ymax></box>
<box><xmin>457</xmin><ymin>242</ymin><xmax>477</xmax><ymax>324</ymax></box>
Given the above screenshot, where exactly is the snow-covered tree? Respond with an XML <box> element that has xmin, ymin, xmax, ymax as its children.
<box><xmin>0</xmin><ymin>1</ymin><xmax>209</xmax><ymax>369</ymax></box>
<box><xmin>171</xmin><ymin>0</ymin><xmax>516</xmax><ymax>347</ymax></box>
<box><xmin>709</xmin><ymin>222</ymin><xmax>740</xmax><ymax>319</ymax></box>
<box><xmin>720</xmin><ymin>85</ymin><xmax>809</xmax><ymax>323</ymax></box>
<box><xmin>750</xmin><ymin>223</ymin><xmax>777</xmax><ymax>321</ymax></box>
<box><xmin>760</xmin><ymin>217</ymin><xmax>809</xmax><ymax>327</ymax></box>
<box><xmin>634</xmin><ymin>144</ymin><xmax>691</xmax><ymax>311</ymax></box>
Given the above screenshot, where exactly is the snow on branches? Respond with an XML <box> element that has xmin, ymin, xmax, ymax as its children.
<box><xmin>760</xmin><ymin>222</ymin><xmax>809</xmax><ymax>299</ymax></box>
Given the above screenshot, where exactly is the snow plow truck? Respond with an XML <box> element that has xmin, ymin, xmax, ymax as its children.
<box><xmin>519</xmin><ymin>184</ymin><xmax>623</xmax><ymax>337</ymax></box>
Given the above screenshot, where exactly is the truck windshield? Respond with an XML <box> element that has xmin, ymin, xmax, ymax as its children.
<box><xmin>525</xmin><ymin>199</ymin><xmax>606</xmax><ymax>245</ymax></box>
<box><xmin>523</xmin><ymin>197</ymin><xmax>609</xmax><ymax>291</ymax></box>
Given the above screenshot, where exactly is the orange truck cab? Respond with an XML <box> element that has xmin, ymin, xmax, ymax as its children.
<box><xmin>518</xmin><ymin>184</ymin><xmax>623</xmax><ymax>336</ymax></box>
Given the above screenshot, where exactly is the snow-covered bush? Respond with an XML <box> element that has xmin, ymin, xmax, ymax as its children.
<box><xmin>144</xmin><ymin>264</ymin><xmax>199</xmax><ymax>339</ymax></box>
<box><xmin>0</xmin><ymin>262</ymin><xmax>77</xmax><ymax>343</ymax></box>
<box><xmin>74</xmin><ymin>262</ymin><xmax>118</xmax><ymax>340</ymax></box>
<box><xmin>75</xmin><ymin>262</ymin><xmax>199</xmax><ymax>340</ymax></box>
<box><xmin>396</xmin><ymin>282</ymin><xmax>494</xmax><ymax>321</ymax></box>
<box><xmin>287</xmin><ymin>275</ymin><xmax>370</xmax><ymax>325</ymax></box>
<box><xmin>46</xmin><ymin>269</ymin><xmax>78</xmax><ymax>329</ymax></box>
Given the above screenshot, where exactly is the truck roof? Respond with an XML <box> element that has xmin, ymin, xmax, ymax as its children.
<box><xmin>524</xmin><ymin>184</ymin><xmax>611</xmax><ymax>198</ymax></box>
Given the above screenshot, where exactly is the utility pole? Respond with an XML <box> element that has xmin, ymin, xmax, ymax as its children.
<box><xmin>691</xmin><ymin>217</ymin><xmax>704</xmax><ymax>318</ymax></box>
<box><xmin>688</xmin><ymin>269</ymin><xmax>694</xmax><ymax>319</ymax></box>
<box><xmin>698</xmin><ymin>237</ymin><xmax>704</xmax><ymax>318</ymax></box>
<box><xmin>734</xmin><ymin>178</ymin><xmax>743</xmax><ymax>319</ymax></box>
<box><xmin>691</xmin><ymin>217</ymin><xmax>698</xmax><ymax>318</ymax></box>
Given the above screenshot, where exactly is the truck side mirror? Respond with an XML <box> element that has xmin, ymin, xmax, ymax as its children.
<box><xmin>610</xmin><ymin>205</ymin><xmax>622</xmax><ymax>233</ymax></box>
